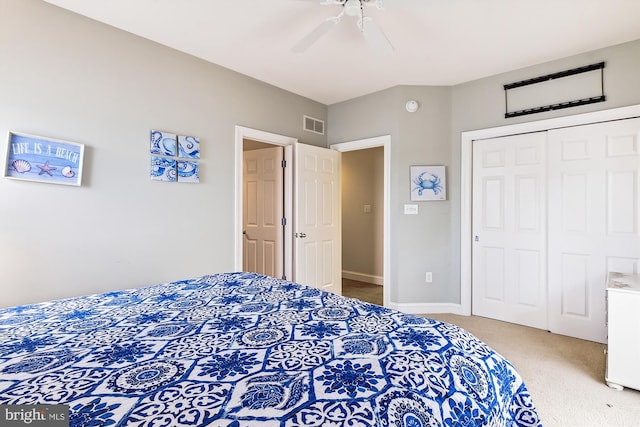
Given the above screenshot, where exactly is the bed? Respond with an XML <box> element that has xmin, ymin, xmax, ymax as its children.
<box><xmin>0</xmin><ymin>272</ymin><xmax>541</xmax><ymax>426</ymax></box>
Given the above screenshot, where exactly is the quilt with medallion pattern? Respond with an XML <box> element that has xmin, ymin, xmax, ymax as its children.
<box><xmin>0</xmin><ymin>272</ymin><xmax>541</xmax><ymax>426</ymax></box>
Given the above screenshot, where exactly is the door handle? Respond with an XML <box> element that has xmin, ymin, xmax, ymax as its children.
<box><xmin>295</xmin><ymin>233</ymin><xmax>307</xmax><ymax>238</ymax></box>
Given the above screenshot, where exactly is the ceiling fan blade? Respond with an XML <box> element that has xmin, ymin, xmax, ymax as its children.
<box><xmin>361</xmin><ymin>16</ymin><xmax>393</xmax><ymax>55</ymax></box>
<box><xmin>292</xmin><ymin>19</ymin><xmax>338</xmax><ymax>53</ymax></box>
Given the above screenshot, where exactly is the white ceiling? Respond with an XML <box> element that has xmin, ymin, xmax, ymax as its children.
<box><xmin>43</xmin><ymin>0</ymin><xmax>640</xmax><ymax>105</ymax></box>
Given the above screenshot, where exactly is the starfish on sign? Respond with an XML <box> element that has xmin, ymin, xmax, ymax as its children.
<box><xmin>37</xmin><ymin>161</ymin><xmax>57</xmax><ymax>176</ymax></box>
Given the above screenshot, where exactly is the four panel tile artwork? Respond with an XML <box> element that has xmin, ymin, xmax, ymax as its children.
<box><xmin>150</xmin><ymin>130</ymin><xmax>200</xmax><ymax>183</ymax></box>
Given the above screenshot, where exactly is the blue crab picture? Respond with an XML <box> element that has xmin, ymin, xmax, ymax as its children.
<box><xmin>411</xmin><ymin>166</ymin><xmax>446</xmax><ymax>200</ymax></box>
<box><xmin>413</xmin><ymin>171</ymin><xmax>442</xmax><ymax>195</ymax></box>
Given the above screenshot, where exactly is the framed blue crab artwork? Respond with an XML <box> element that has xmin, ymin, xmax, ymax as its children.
<box><xmin>4</xmin><ymin>131</ymin><xmax>85</xmax><ymax>186</ymax></box>
<box><xmin>410</xmin><ymin>165</ymin><xmax>446</xmax><ymax>201</ymax></box>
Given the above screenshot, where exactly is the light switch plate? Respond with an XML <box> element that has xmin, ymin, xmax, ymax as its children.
<box><xmin>404</xmin><ymin>204</ymin><xmax>418</xmax><ymax>215</ymax></box>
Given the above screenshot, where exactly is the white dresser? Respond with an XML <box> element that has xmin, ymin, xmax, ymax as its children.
<box><xmin>606</xmin><ymin>272</ymin><xmax>640</xmax><ymax>391</ymax></box>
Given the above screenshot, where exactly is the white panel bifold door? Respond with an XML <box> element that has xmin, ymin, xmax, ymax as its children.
<box><xmin>473</xmin><ymin>118</ymin><xmax>640</xmax><ymax>343</ymax></box>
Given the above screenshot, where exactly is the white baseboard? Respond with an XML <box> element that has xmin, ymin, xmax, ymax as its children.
<box><xmin>342</xmin><ymin>270</ymin><xmax>383</xmax><ymax>286</ymax></box>
<box><xmin>341</xmin><ymin>271</ymin><xmax>467</xmax><ymax>315</ymax></box>
<box><xmin>387</xmin><ymin>302</ymin><xmax>468</xmax><ymax>316</ymax></box>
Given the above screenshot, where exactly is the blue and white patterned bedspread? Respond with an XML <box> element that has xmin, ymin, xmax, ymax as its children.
<box><xmin>0</xmin><ymin>272</ymin><xmax>541</xmax><ymax>426</ymax></box>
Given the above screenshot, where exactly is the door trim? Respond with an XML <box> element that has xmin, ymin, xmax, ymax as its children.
<box><xmin>234</xmin><ymin>126</ymin><xmax>297</xmax><ymax>279</ymax></box>
<box><xmin>460</xmin><ymin>104</ymin><xmax>640</xmax><ymax>316</ymax></box>
<box><xmin>331</xmin><ymin>135</ymin><xmax>391</xmax><ymax>307</ymax></box>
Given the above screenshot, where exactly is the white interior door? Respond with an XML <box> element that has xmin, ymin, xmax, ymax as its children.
<box><xmin>243</xmin><ymin>146</ymin><xmax>284</xmax><ymax>278</ymax></box>
<box><xmin>472</xmin><ymin>132</ymin><xmax>547</xmax><ymax>329</ymax></box>
<box><xmin>548</xmin><ymin>118</ymin><xmax>640</xmax><ymax>343</ymax></box>
<box><xmin>294</xmin><ymin>143</ymin><xmax>341</xmax><ymax>294</ymax></box>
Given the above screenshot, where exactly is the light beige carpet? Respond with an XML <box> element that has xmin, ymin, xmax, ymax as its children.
<box><xmin>342</xmin><ymin>278</ymin><xmax>383</xmax><ymax>306</ymax></box>
<box><xmin>428</xmin><ymin>314</ymin><xmax>640</xmax><ymax>427</ymax></box>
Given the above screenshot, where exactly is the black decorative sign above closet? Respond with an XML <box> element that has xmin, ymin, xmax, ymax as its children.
<box><xmin>504</xmin><ymin>62</ymin><xmax>606</xmax><ymax>118</ymax></box>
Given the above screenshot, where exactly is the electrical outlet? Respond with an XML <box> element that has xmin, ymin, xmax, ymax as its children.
<box><xmin>425</xmin><ymin>272</ymin><xmax>433</xmax><ymax>283</ymax></box>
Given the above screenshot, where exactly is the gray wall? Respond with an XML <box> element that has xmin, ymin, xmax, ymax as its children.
<box><xmin>342</xmin><ymin>147</ymin><xmax>384</xmax><ymax>280</ymax></box>
<box><xmin>329</xmin><ymin>39</ymin><xmax>640</xmax><ymax>305</ymax></box>
<box><xmin>0</xmin><ymin>0</ymin><xmax>326</xmax><ymax>307</ymax></box>
<box><xmin>329</xmin><ymin>86</ymin><xmax>453</xmax><ymax>302</ymax></box>
<box><xmin>452</xmin><ymin>39</ymin><xmax>640</xmax><ymax>133</ymax></box>
<box><xmin>3</xmin><ymin>0</ymin><xmax>639</xmax><ymax>309</ymax></box>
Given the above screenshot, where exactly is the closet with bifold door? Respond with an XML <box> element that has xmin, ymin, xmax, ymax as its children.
<box><xmin>472</xmin><ymin>117</ymin><xmax>640</xmax><ymax>343</ymax></box>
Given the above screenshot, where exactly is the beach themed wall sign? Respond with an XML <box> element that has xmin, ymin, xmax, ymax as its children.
<box><xmin>150</xmin><ymin>130</ymin><xmax>200</xmax><ymax>183</ymax></box>
<box><xmin>410</xmin><ymin>165</ymin><xmax>446</xmax><ymax>201</ymax></box>
<box><xmin>4</xmin><ymin>132</ymin><xmax>85</xmax><ymax>186</ymax></box>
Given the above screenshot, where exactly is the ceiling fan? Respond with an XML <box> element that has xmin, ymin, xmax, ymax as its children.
<box><xmin>292</xmin><ymin>0</ymin><xmax>393</xmax><ymax>55</ymax></box>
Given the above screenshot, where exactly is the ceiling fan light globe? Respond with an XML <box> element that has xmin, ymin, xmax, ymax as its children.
<box><xmin>344</xmin><ymin>0</ymin><xmax>361</xmax><ymax>16</ymax></box>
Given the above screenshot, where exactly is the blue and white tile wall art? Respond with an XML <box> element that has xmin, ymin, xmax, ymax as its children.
<box><xmin>177</xmin><ymin>160</ymin><xmax>199</xmax><ymax>183</ymax></box>
<box><xmin>178</xmin><ymin>135</ymin><xmax>200</xmax><ymax>159</ymax></box>
<box><xmin>150</xmin><ymin>156</ymin><xmax>177</xmax><ymax>182</ymax></box>
<box><xmin>150</xmin><ymin>130</ymin><xmax>177</xmax><ymax>157</ymax></box>
<box><xmin>150</xmin><ymin>130</ymin><xmax>200</xmax><ymax>183</ymax></box>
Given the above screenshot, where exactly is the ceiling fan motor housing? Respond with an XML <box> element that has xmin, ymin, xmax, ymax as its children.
<box><xmin>293</xmin><ymin>0</ymin><xmax>392</xmax><ymax>55</ymax></box>
<box><xmin>344</xmin><ymin>0</ymin><xmax>362</xmax><ymax>16</ymax></box>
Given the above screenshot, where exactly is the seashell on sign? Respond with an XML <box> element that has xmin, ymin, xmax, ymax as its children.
<box><xmin>11</xmin><ymin>159</ymin><xmax>32</xmax><ymax>173</ymax></box>
<box><xmin>61</xmin><ymin>166</ymin><xmax>75</xmax><ymax>178</ymax></box>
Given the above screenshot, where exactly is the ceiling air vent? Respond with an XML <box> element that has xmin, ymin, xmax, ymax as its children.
<box><xmin>303</xmin><ymin>115</ymin><xmax>325</xmax><ymax>135</ymax></box>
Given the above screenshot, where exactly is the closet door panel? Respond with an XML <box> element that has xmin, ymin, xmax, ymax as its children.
<box><xmin>548</xmin><ymin>117</ymin><xmax>640</xmax><ymax>343</ymax></box>
<box><xmin>472</xmin><ymin>132</ymin><xmax>547</xmax><ymax>329</ymax></box>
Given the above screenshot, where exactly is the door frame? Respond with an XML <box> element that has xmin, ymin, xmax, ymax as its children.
<box><xmin>460</xmin><ymin>104</ymin><xmax>640</xmax><ymax>315</ymax></box>
<box><xmin>331</xmin><ymin>135</ymin><xmax>391</xmax><ymax>307</ymax></box>
<box><xmin>235</xmin><ymin>126</ymin><xmax>296</xmax><ymax>280</ymax></box>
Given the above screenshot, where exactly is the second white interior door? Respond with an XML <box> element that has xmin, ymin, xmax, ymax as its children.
<box><xmin>243</xmin><ymin>146</ymin><xmax>284</xmax><ymax>278</ymax></box>
<box><xmin>294</xmin><ymin>143</ymin><xmax>341</xmax><ymax>295</ymax></box>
